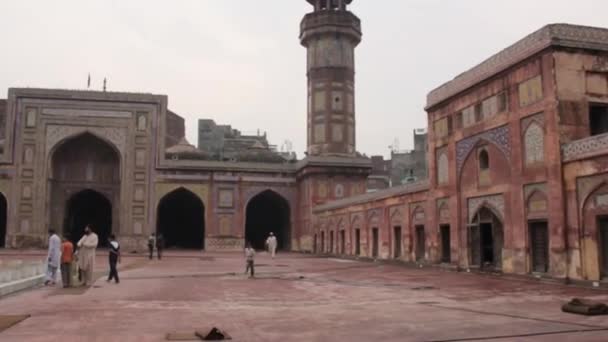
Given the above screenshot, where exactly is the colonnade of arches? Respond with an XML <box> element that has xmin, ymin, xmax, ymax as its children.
<box><xmin>314</xmin><ymin>205</ymin><xmax>506</xmax><ymax>271</ymax></box>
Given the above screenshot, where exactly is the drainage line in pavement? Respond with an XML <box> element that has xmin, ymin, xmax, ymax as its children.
<box><xmin>424</xmin><ymin>304</ymin><xmax>608</xmax><ymax>329</ymax></box>
<box><xmin>426</xmin><ymin>327</ymin><xmax>608</xmax><ymax>342</ymax></box>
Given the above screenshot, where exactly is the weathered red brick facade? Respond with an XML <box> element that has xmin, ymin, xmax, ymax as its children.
<box><xmin>314</xmin><ymin>24</ymin><xmax>608</xmax><ymax>284</ymax></box>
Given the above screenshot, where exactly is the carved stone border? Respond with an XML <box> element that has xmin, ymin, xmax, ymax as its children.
<box><xmin>467</xmin><ymin>194</ymin><xmax>505</xmax><ymax>222</ymax></box>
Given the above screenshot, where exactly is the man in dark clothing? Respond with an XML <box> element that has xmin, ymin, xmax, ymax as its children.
<box><xmin>147</xmin><ymin>233</ymin><xmax>155</xmax><ymax>260</ymax></box>
<box><xmin>107</xmin><ymin>234</ymin><xmax>120</xmax><ymax>284</ymax></box>
<box><xmin>156</xmin><ymin>234</ymin><xmax>164</xmax><ymax>260</ymax></box>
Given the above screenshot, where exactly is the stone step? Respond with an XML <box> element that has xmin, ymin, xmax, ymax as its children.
<box><xmin>0</xmin><ymin>260</ymin><xmax>46</xmax><ymax>297</ymax></box>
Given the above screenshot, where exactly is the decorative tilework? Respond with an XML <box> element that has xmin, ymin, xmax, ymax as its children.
<box><xmin>524</xmin><ymin>183</ymin><xmax>547</xmax><ymax>201</ymax></box>
<box><xmin>389</xmin><ymin>206</ymin><xmax>403</xmax><ymax>224</ymax></box>
<box><xmin>350</xmin><ymin>212</ymin><xmax>363</xmax><ymax>228</ymax></box>
<box><xmin>367</xmin><ymin>209</ymin><xmax>380</xmax><ymax>225</ymax></box>
<box><xmin>218</xmin><ymin>189</ymin><xmax>234</xmax><ymax>208</ymax></box>
<box><xmin>243</xmin><ymin>186</ymin><xmax>294</xmax><ymax>209</ymax></box>
<box><xmin>467</xmin><ymin>194</ymin><xmax>505</xmax><ymax>222</ymax></box>
<box><xmin>410</xmin><ymin>202</ymin><xmax>425</xmax><ymax>223</ymax></box>
<box><xmin>577</xmin><ymin>174</ymin><xmax>608</xmax><ymax>210</ymax></box>
<box><xmin>456</xmin><ymin>125</ymin><xmax>511</xmax><ymax>174</ymax></box>
<box><xmin>524</xmin><ymin>122</ymin><xmax>544</xmax><ymax>165</ymax></box>
<box><xmin>46</xmin><ymin>125</ymin><xmax>127</xmax><ymax>155</ymax></box>
<box><xmin>521</xmin><ymin>113</ymin><xmax>545</xmax><ymax>129</ymax></box>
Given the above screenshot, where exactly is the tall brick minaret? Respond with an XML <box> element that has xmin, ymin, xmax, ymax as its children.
<box><xmin>300</xmin><ymin>0</ymin><xmax>361</xmax><ymax>157</ymax></box>
<box><xmin>296</xmin><ymin>1</ymin><xmax>370</xmax><ymax>254</ymax></box>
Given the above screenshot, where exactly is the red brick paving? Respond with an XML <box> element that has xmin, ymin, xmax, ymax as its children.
<box><xmin>1</xmin><ymin>251</ymin><xmax>608</xmax><ymax>341</ymax></box>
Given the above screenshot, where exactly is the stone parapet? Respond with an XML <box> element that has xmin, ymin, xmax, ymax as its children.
<box><xmin>562</xmin><ymin>132</ymin><xmax>608</xmax><ymax>162</ymax></box>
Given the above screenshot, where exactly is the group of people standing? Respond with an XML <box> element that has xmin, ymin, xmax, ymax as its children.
<box><xmin>46</xmin><ymin>227</ymin><xmax>279</xmax><ymax>284</ymax></box>
<box><xmin>45</xmin><ymin>225</ymin><xmax>120</xmax><ymax>287</ymax></box>
<box><xmin>244</xmin><ymin>232</ymin><xmax>278</xmax><ymax>278</ymax></box>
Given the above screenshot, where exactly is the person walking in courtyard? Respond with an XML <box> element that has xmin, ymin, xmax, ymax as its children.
<box><xmin>107</xmin><ymin>234</ymin><xmax>121</xmax><ymax>284</ymax></box>
<box><xmin>148</xmin><ymin>233</ymin><xmax>156</xmax><ymax>260</ymax></box>
<box><xmin>77</xmin><ymin>225</ymin><xmax>98</xmax><ymax>287</ymax></box>
<box><xmin>245</xmin><ymin>242</ymin><xmax>255</xmax><ymax>278</ymax></box>
<box><xmin>265</xmin><ymin>232</ymin><xmax>277</xmax><ymax>258</ymax></box>
<box><xmin>60</xmin><ymin>236</ymin><xmax>74</xmax><ymax>288</ymax></box>
<box><xmin>45</xmin><ymin>229</ymin><xmax>61</xmax><ymax>286</ymax></box>
<box><xmin>156</xmin><ymin>233</ymin><xmax>164</xmax><ymax>260</ymax></box>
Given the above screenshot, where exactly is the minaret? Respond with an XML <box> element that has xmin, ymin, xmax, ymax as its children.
<box><xmin>300</xmin><ymin>0</ymin><xmax>361</xmax><ymax>157</ymax></box>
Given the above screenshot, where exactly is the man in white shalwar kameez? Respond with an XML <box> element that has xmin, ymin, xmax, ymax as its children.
<box><xmin>77</xmin><ymin>225</ymin><xmax>99</xmax><ymax>287</ymax></box>
<box><xmin>45</xmin><ymin>229</ymin><xmax>61</xmax><ymax>286</ymax></box>
<box><xmin>265</xmin><ymin>232</ymin><xmax>278</xmax><ymax>258</ymax></box>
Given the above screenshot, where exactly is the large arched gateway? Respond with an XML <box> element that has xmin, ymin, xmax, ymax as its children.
<box><xmin>245</xmin><ymin>190</ymin><xmax>291</xmax><ymax>250</ymax></box>
<box><xmin>50</xmin><ymin>133</ymin><xmax>120</xmax><ymax>246</ymax></box>
<box><xmin>156</xmin><ymin>188</ymin><xmax>205</xmax><ymax>249</ymax></box>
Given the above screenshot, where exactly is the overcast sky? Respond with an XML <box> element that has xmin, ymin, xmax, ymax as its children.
<box><xmin>1</xmin><ymin>0</ymin><xmax>607</xmax><ymax>158</ymax></box>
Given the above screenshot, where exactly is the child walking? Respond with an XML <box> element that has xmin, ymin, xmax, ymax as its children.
<box><xmin>107</xmin><ymin>234</ymin><xmax>121</xmax><ymax>284</ymax></box>
<box><xmin>244</xmin><ymin>242</ymin><xmax>255</xmax><ymax>278</ymax></box>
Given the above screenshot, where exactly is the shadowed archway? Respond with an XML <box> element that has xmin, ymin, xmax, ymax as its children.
<box><xmin>65</xmin><ymin>189</ymin><xmax>112</xmax><ymax>246</ymax></box>
<box><xmin>156</xmin><ymin>188</ymin><xmax>205</xmax><ymax>249</ymax></box>
<box><xmin>0</xmin><ymin>193</ymin><xmax>6</xmax><ymax>248</ymax></box>
<box><xmin>470</xmin><ymin>206</ymin><xmax>504</xmax><ymax>270</ymax></box>
<box><xmin>245</xmin><ymin>190</ymin><xmax>291</xmax><ymax>250</ymax></box>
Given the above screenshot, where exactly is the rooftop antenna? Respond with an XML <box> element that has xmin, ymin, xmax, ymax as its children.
<box><xmin>103</xmin><ymin>77</ymin><xmax>107</xmax><ymax>92</ymax></box>
<box><xmin>87</xmin><ymin>73</ymin><xmax>91</xmax><ymax>89</ymax></box>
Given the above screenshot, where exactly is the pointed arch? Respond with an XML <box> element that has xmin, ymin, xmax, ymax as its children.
<box><xmin>437</xmin><ymin>149</ymin><xmax>449</xmax><ymax>185</ymax></box>
<box><xmin>157</xmin><ymin>187</ymin><xmax>206</xmax><ymax>249</ymax></box>
<box><xmin>456</xmin><ymin>125</ymin><xmax>511</xmax><ymax>177</ymax></box>
<box><xmin>523</xmin><ymin>122</ymin><xmax>544</xmax><ymax>165</ymax></box>
<box><xmin>245</xmin><ymin>189</ymin><xmax>291</xmax><ymax>250</ymax></box>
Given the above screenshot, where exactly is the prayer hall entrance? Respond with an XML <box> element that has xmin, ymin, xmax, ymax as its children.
<box><xmin>156</xmin><ymin>188</ymin><xmax>205</xmax><ymax>249</ymax></box>
<box><xmin>245</xmin><ymin>190</ymin><xmax>291</xmax><ymax>251</ymax></box>
<box><xmin>65</xmin><ymin>190</ymin><xmax>112</xmax><ymax>246</ymax></box>
<box><xmin>469</xmin><ymin>207</ymin><xmax>504</xmax><ymax>271</ymax></box>
<box><xmin>0</xmin><ymin>193</ymin><xmax>6</xmax><ymax>248</ymax></box>
<box><xmin>50</xmin><ymin>133</ymin><xmax>120</xmax><ymax>247</ymax></box>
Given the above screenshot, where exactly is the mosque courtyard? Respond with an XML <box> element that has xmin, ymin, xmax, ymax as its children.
<box><xmin>0</xmin><ymin>251</ymin><xmax>607</xmax><ymax>341</ymax></box>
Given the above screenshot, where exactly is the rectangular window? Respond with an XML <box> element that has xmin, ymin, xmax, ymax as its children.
<box><xmin>454</xmin><ymin>112</ymin><xmax>463</xmax><ymax>130</ymax></box>
<box><xmin>519</xmin><ymin>75</ymin><xmax>543</xmax><ymax>107</ymax></box>
<box><xmin>590</xmin><ymin>104</ymin><xmax>608</xmax><ymax>136</ymax></box>
<box><xmin>314</xmin><ymin>124</ymin><xmax>326</xmax><ymax>143</ymax></box>
<box><xmin>498</xmin><ymin>92</ymin><xmax>508</xmax><ymax>112</ymax></box>
<box><xmin>433</xmin><ymin>118</ymin><xmax>449</xmax><ymax>138</ymax></box>
<box><xmin>331</xmin><ymin>124</ymin><xmax>344</xmax><ymax>142</ymax></box>
<box><xmin>462</xmin><ymin>105</ymin><xmax>476</xmax><ymax>128</ymax></box>
<box><xmin>481</xmin><ymin>96</ymin><xmax>498</xmax><ymax>119</ymax></box>
<box><xmin>314</xmin><ymin>91</ymin><xmax>326</xmax><ymax>112</ymax></box>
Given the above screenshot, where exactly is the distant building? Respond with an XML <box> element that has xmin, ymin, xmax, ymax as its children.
<box><xmin>367</xmin><ymin>156</ymin><xmax>391</xmax><ymax>191</ymax></box>
<box><xmin>367</xmin><ymin>129</ymin><xmax>428</xmax><ymax>191</ymax></box>
<box><xmin>390</xmin><ymin>129</ymin><xmax>428</xmax><ymax>185</ymax></box>
<box><xmin>197</xmin><ymin>119</ymin><xmax>294</xmax><ymax>162</ymax></box>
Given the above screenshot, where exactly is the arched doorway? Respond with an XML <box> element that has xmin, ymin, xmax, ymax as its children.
<box><xmin>65</xmin><ymin>190</ymin><xmax>112</xmax><ymax>246</ymax></box>
<box><xmin>470</xmin><ymin>206</ymin><xmax>504</xmax><ymax>270</ymax></box>
<box><xmin>51</xmin><ymin>133</ymin><xmax>120</xmax><ymax>246</ymax></box>
<box><xmin>0</xmin><ymin>193</ymin><xmax>6</xmax><ymax>248</ymax></box>
<box><xmin>156</xmin><ymin>188</ymin><xmax>205</xmax><ymax>249</ymax></box>
<box><xmin>245</xmin><ymin>190</ymin><xmax>290</xmax><ymax>250</ymax></box>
